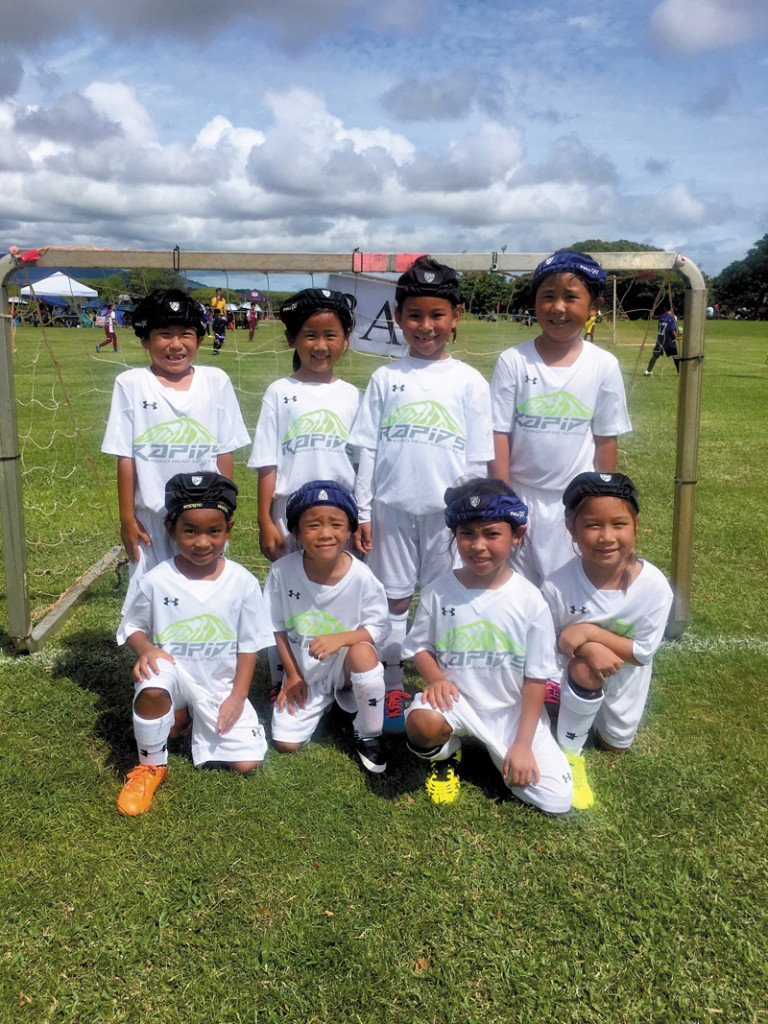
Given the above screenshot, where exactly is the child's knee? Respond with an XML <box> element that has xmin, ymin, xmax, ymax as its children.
<box><xmin>134</xmin><ymin>687</ymin><xmax>172</xmax><ymax>718</ymax></box>
<box><xmin>594</xmin><ymin>731</ymin><xmax>629</xmax><ymax>754</ymax></box>
<box><xmin>229</xmin><ymin>759</ymin><xmax>263</xmax><ymax>774</ymax></box>
<box><xmin>405</xmin><ymin>708</ymin><xmax>451</xmax><ymax>747</ymax></box>
<box><xmin>568</xmin><ymin>657</ymin><xmax>603</xmax><ymax>691</ymax></box>
<box><xmin>273</xmin><ymin>739</ymin><xmax>305</xmax><ymax>754</ymax></box>
<box><xmin>345</xmin><ymin>641</ymin><xmax>379</xmax><ymax>673</ymax></box>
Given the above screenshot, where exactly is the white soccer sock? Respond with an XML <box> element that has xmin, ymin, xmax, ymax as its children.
<box><xmin>557</xmin><ymin>680</ymin><xmax>604</xmax><ymax>755</ymax></box>
<box><xmin>406</xmin><ymin>733</ymin><xmax>461</xmax><ymax>762</ymax></box>
<box><xmin>382</xmin><ymin>611</ymin><xmax>408</xmax><ymax>690</ymax></box>
<box><xmin>133</xmin><ymin>709</ymin><xmax>174</xmax><ymax>766</ymax></box>
<box><xmin>351</xmin><ymin>665</ymin><xmax>385</xmax><ymax>738</ymax></box>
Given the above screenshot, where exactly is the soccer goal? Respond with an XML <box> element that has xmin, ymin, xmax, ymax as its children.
<box><xmin>0</xmin><ymin>247</ymin><xmax>706</xmax><ymax>651</ymax></box>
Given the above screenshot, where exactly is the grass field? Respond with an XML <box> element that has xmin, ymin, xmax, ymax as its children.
<box><xmin>1</xmin><ymin>316</ymin><xmax>767</xmax><ymax>1023</ymax></box>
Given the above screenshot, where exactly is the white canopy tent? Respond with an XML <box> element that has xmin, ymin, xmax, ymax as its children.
<box><xmin>21</xmin><ymin>272</ymin><xmax>98</xmax><ymax>300</ymax></box>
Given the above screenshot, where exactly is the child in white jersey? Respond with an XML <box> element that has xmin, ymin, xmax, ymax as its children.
<box><xmin>101</xmin><ymin>289</ymin><xmax>250</xmax><ymax>591</ymax></box>
<box><xmin>403</xmin><ymin>478</ymin><xmax>572</xmax><ymax>813</ymax></box>
<box><xmin>115</xmin><ymin>472</ymin><xmax>272</xmax><ymax>816</ymax></box>
<box><xmin>265</xmin><ymin>480</ymin><xmax>390</xmax><ymax>774</ymax></box>
<box><xmin>490</xmin><ymin>251</ymin><xmax>631</xmax><ymax>586</ymax></box>
<box><xmin>249</xmin><ymin>288</ymin><xmax>360</xmax><ymax>563</ymax></box>
<box><xmin>350</xmin><ymin>257</ymin><xmax>493</xmax><ymax>693</ymax></box>
<box><xmin>540</xmin><ymin>472</ymin><xmax>673</xmax><ymax>810</ymax></box>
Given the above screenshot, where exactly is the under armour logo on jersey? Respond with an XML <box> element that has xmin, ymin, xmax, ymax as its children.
<box><xmin>525</xmin><ymin>375</ymin><xmax>538</xmax><ymax>384</ymax></box>
<box><xmin>368</xmin><ymin>697</ymin><xmax>380</xmax><ymax>707</ymax></box>
<box><xmin>392</xmin><ymin>384</ymin><xmax>405</xmax><ymax>392</ymax></box>
<box><xmin>288</xmin><ymin>589</ymin><xmax>301</xmax><ymax>599</ymax></box>
<box><xmin>163</xmin><ymin>597</ymin><xmax>179</xmax><ymax>606</ymax></box>
<box><xmin>283</xmin><ymin>395</ymin><xmax>298</xmax><ymax>404</ymax></box>
<box><xmin>142</xmin><ymin>401</ymin><xmax>158</xmax><ymax>409</ymax></box>
<box><xmin>565</xmin><ymin>731</ymin><xmax>576</xmax><ymax>740</ymax></box>
<box><xmin>442</xmin><ymin>606</ymin><xmax>456</xmax><ymax>616</ymax></box>
<box><xmin>569</xmin><ymin>605</ymin><xmax>588</xmax><ymax>614</ymax></box>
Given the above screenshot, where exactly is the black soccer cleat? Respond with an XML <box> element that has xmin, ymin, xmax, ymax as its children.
<box><xmin>355</xmin><ymin>735</ymin><xmax>388</xmax><ymax>774</ymax></box>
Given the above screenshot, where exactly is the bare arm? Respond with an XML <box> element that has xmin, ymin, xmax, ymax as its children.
<box><xmin>490</xmin><ymin>431</ymin><xmax>511</xmax><ymax>482</ymax></box>
<box><xmin>217</xmin><ymin>651</ymin><xmax>258</xmax><ymax>734</ymax></box>
<box><xmin>308</xmin><ymin>628</ymin><xmax>374</xmax><ymax>661</ymax></box>
<box><xmin>216</xmin><ymin>452</ymin><xmax>235</xmax><ymax>480</ymax></box>
<box><xmin>504</xmin><ymin>677</ymin><xmax>545</xmax><ymax>787</ymax></box>
<box><xmin>593</xmin><ymin>435</ymin><xmax>617</xmax><ymax>473</ymax></box>
<box><xmin>257</xmin><ymin>466</ymin><xmax>286</xmax><ymax>561</ymax></box>
<box><xmin>117</xmin><ymin>456</ymin><xmax>150</xmax><ymax>562</ymax></box>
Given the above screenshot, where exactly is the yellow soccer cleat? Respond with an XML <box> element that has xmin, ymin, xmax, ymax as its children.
<box><xmin>425</xmin><ymin>749</ymin><xmax>462</xmax><ymax>805</ymax></box>
<box><xmin>565</xmin><ymin>752</ymin><xmax>594</xmax><ymax>810</ymax></box>
<box><xmin>117</xmin><ymin>764</ymin><xmax>169</xmax><ymax>817</ymax></box>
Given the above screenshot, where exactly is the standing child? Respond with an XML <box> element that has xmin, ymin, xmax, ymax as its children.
<box><xmin>643</xmin><ymin>304</ymin><xmax>679</xmax><ymax>376</ymax></box>
<box><xmin>248</xmin><ymin>301</ymin><xmax>259</xmax><ymax>341</ymax></box>
<box><xmin>403</xmin><ymin>478</ymin><xmax>572</xmax><ymax>813</ymax></box>
<box><xmin>490</xmin><ymin>250</ymin><xmax>631</xmax><ymax>586</ymax></box>
<box><xmin>249</xmin><ymin>288</ymin><xmax>361</xmax><ymax>704</ymax></box>
<box><xmin>265</xmin><ymin>480</ymin><xmax>390</xmax><ymax>774</ymax></box>
<box><xmin>115</xmin><ymin>472</ymin><xmax>273</xmax><ymax>816</ymax></box>
<box><xmin>212</xmin><ymin>309</ymin><xmax>228</xmax><ymax>355</ymax></box>
<box><xmin>248</xmin><ymin>288</ymin><xmax>360</xmax><ymax>563</ymax></box>
<box><xmin>101</xmin><ymin>288</ymin><xmax>250</xmax><ymax>590</ymax></box>
<box><xmin>97</xmin><ymin>302</ymin><xmax>118</xmax><ymax>352</ymax></box>
<box><xmin>350</xmin><ymin>256</ymin><xmax>494</xmax><ymax>692</ymax></box>
<box><xmin>540</xmin><ymin>472</ymin><xmax>673</xmax><ymax>810</ymax></box>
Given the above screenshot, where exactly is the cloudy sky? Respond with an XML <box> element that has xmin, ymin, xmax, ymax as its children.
<box><xmin>1</xmin><ymin>0</ymin><xmax>767</xmax><ymax>279</ymax></box>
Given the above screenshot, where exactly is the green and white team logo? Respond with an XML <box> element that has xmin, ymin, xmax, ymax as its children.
<box><xmin>380</xmin><ymin>400</ymin><xmax>465</xmax><ymax>450</ymax></box>
<box><xmin>437</xmin><ymin>620</ymin><xmax>525</xmax><ymax>671</ymax></box>
<box><xmin>281</xmin><ymin>409</ymin><xmax>351</xmax><ymax>456</ymax></box>
<box><xmin>286</xmin><ymin>610</ymin><xmax>349</xmax><ymax>651</ymax></box>
<box><xmin>134</xmin><ymin>416</ymin><xmax>218</xmax><ymax>462</ymax></box>
<box><xmin>600</xmin><ymin>617</ymin><xmax>635</xmax><ymax>639</ymax></box>
<box><xmin>155</xmin><ymin>614</ymin><xmax>237</xmax><ymax>659</ymax></box>
<box><xmin>515</xmin><ymin>392</ymin><xmax>593</xmax><ymax>433</ymax></box>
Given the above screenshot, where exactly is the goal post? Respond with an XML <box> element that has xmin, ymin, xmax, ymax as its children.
<box><xmin>0</xmin><ymin>247</ymin><xmax>706</xmax><ymax>648</ymax></box>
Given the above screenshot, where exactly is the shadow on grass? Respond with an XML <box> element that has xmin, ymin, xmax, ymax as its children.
<box><xmin>50</xmin><ymin>627</ymin><xmax>138</xmax><ymax>771</ymax></box>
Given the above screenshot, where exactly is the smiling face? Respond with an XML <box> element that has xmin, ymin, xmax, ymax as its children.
<box><xmin>143</xmin><ymin>324</ymin><xmax>201</xmax><ymax>380</ymax></box>
<box><xmin>395</xmin><ymin>295</ymin><xmax>461</xmax><ymax>360</ymax></box>
<box><xmin>296</xmin><ymin>504</ymin><xmax>352</xmax><ymax>564</ymax></box>
<box><xmin>170</xmin><ymin>507</ymin><xmax>231</xmax><ymax>577</ymax></box>
<box><xmin>534</xmin><ymin>272</ymin><xmax>599</xmax><ymax>350</ymax></box>
<box><xmin>291</xmin><ymin>310</ymin><xmax>349</xmax><ymax>381</ymax></box>
<box><xmin>567</xmin><ymin>496</ymin><xmax>638</xmax><ymax>584</ymax></box>
<box><xmin>454</xmin><ymin>520</ymin><xmax>519</xmax><ymax>587</ymax></box>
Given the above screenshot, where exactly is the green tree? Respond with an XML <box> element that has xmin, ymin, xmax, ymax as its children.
<box><xmin>125</xmin><ymin>268</ymin><xmax>186</xmax><ymax>296</ymax></box>
<box><xmin>714</xmin><ymin>234</ymin><xmax>768</xmax><ymax>313</ymax></box>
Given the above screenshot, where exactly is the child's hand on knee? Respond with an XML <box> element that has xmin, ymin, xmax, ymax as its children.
<box><xmin>133</xmin><ymin>647</ymin><xmax>175</xmax><ymax>682</ymax></box>
<box><xmin>308</xmin><ymin>634</ymin><xmax>344</xmax><ymax>661</ymax></box>
<box><xmin>423</xmin><ymin>678</ymin><xmax>461</xmax><ymax>713</ymax></box>
<box><xmin>217</xmin><ymin>694</ymin><xmax>245</xmax><ymax>735</ymax></box>
<box><xmin>277</xmin><ymin>676</ymin><xmax>307</xmax><ymax>715</ymax></box>
<box><xmin>504</xmin><ymin>742</ymin><xmax>540</xmax><ymax>788</ymax></box>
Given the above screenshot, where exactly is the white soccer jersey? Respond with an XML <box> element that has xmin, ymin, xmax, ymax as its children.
<box><xmin>541</xmin><ymin>556</ymin><xmax>673</xmax><ymax>687</ymax></box>
<box><xmin>118</xmin><ymin>557</ymin><xmax>274</xmax><ymax>692</ymax></box>
<box><xmin>403</xmin><ymin>570</ymin><xmax>559</xmax><ymax>717</ymax></box>
<box><xmin>102</xmin><ymin>365</ymin><xmax>251</xmax><ymax>515</ymax></box>
<box><xmin>490</xmin><ymin>339</ymin><xmax>631</xmax><ymax>492</ymax></box>
<box><xmin>247</xmin><ymin>377</ymin><xmax>361</xmax><ymax>497</ymax></box>
<box><xmin>264</xmin><ymin>552</ymin><xmax>390</xmax><ymax>688</ymax></box>
<box><xmin>349</xmin><ymin>356</ymin><xmax>493</xmax><ymax>515</ymax></box>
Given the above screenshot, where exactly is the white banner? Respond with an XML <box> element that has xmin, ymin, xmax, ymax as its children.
<box><xmin>327</xmin><ymin>273</ymin><xmax>407</xmax><ymax>358</ymax></box>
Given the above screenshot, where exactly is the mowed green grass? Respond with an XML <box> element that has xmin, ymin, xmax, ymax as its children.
<box><xmin>0</xmin><ymin>316</ymin><xmax>767</xmax><ymax>1024</ymax></box>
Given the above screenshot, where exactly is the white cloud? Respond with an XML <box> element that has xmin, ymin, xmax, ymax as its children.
<box><xmin>650</xmin><ymin>0</ymin><xmax>768</xmax><ymax>53</ymax></box>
